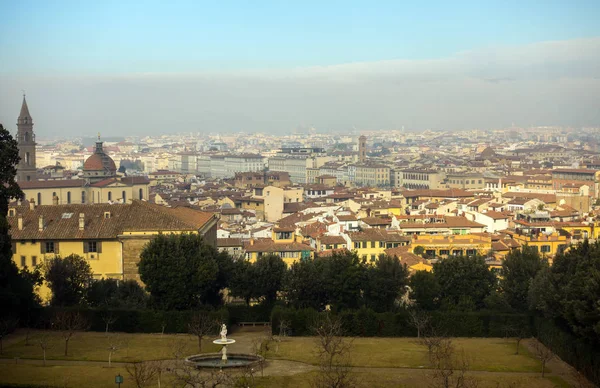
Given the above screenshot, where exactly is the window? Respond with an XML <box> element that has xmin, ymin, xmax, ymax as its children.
<box><xmin>370</xmin><ymin>241</ymin><xmax>375</xmax><ymax>248</ymax></box>
<box><xmin>45</xmin><ymin>242</ymin><xmax>55</xmax><ymax>253</ymax></box>
<box><xmin>31</xmin><ymin>256</ymin><xmax>37</xmax><ymax>267</ymax></box>
<box><xmin>67</xmin><ymin>192</ymin><xmax>71</xmax><ymax>204</ymax></box>
<box><xmin>362</xmin><ymin>241</ymin><xmax>367</xmax><ymax>248</ymax></box>
<box><xmin>26</xmin><ymin>152</ymin><xmax>30</xmax><ymax>165</ymax></box>
<box><xmin>26</xmin><ymin>175</ymin><xmax>31</xmax><ymax>181</ymax></box>
<box><xmin>139</xmin><ymin>188</ymin><xmax>143</xmax><ymax>200</ymax></box>
<box><xmin>122</xmin><ymin>191</ymin><xmax>126</xmax><ymax>203</ymax></box>
<box><xmin>541</xmin><ymin>245</ymin><xmax>551</xmax><ymax>253</ymax></box>
<box><xmin>52</xmin><ymin>192</ymin><xmax>56</xmax><ymax>199</ymax></box>
<box><xmin>354</xmin><ymin>242</ymin><xmax>360</xmax><ymax>249</ymax></box>
<box><xmin>20</xmin><ymin>256</ymin><xmax>26</xmax><ymax>267</ymax></box>
<box><xmin>370</xmin><ymin>255</ymin><xmax>376</xmax><ymax>262</ymax></box>
<box><xmin>466</xmin><ymin>249</ymin><xmax>476</xmax><ymax>256</ymax></box>
<box><xmin>108</xmin><ymin>192</ymin><xmax>112</xmax><ymax>201</ymax></box>
<box><xmin>84</xmin><ymin>241</ymin><xmax>101</xmax><ymax>253</ymax></box>
<box><xmin>81</xmin><ymin>191</ymin><xmax>86</xmax><ymax>204</ymax></box>
<box><xmin>37</xmin><ymin>192</ymin><xmax>41</xmax><ymax>205</ymax></box>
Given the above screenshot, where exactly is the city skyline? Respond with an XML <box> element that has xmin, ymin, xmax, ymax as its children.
<box><xmin>1</xmin><ymin>1</ymin><xmax>599</xmax><ymax>136</ymax></box>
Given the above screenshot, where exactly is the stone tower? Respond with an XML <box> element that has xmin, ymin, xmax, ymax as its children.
<box><xmin>358</xmin><ymin>135</ymin><xmax>367</xmax><ymax>163</ymax></box>
<box><xmin>16</xmin><ymin>95</ymin><xmax>36</xmax><ymax>182</ymax></box>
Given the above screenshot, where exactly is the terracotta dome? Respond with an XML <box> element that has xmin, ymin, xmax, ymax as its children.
<box><xmin>83</xmin><ymin>141</ymin><xmax>117</xmax><ymax>172</ymax></box>
<box><xmin>84</xmin><ymin>153</ymin><xmax>116</xmax><ymax>171</ymax></box>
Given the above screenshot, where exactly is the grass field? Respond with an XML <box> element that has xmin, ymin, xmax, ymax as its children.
<box><xmin>0</xmin><ymin>365</ymin><xmax>568</xmax><ymax>388</ymax></box>
<box><xmin>266</xmin><ymin>337</ymin><xmax>543</xmax><ymax>373</ymax></box>
<box><xmin>0</xmin><ymin>330</ymin><xmax>220</xmax><ymax>362</ymax></box>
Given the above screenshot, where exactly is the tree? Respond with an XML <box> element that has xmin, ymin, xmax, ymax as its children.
<box><xmin>188</xmin><ymin>312</ymin><xmax>218</xmax><ymax>353</ymax></box>
<box><xmin>107</xmin><ymin>334</ymin><xmax>121</xmax><ymax>367</ymax></box>
<box><xmin>52</xmin><ymin>311</ymin><xmax>89</xmax><ymax>356</ymax></box>
<box><xmin>363</xmin><ymin>255</ymin><xmax>408</xmax><ymax>312</ymax></box>
<box><xmin>529</xmin><ymin>240</ymin><xmax>600</xmax><ymax>344</ymax></box>
<box><xmin>126</xmin><ymin>361</ymin><xmax>158</xmax><ymax>388</ymax></box>
<box><xmin>408</xmin><ymin>309</ymin><xmax>430</xmax><ymax>339</ymax></box>
<box><xmin>102</xmin><ymin>312</ymin><xmax>118</xmax><ymax>334</ymax></box>
<box><xmin>285</xmin><ymin>258</ymin><xmax>328</xmax><ymax>310</ymax></box>
<box><xmin>138</xmin><ymin>233</ymin><xmax>233</xmax><ymax>310</ymax></box>
<box><xmin>413</xmin><ymin>246</ymin><xmax>425</xmax><ymax>256</ymax></box>
<box><xmin>38</xmin><ymin>332</ymin><xmax>55</xmax><ymax>366</ymax></box>
<box><xmin>500</xmin><ymin>246</ymin><xmax>547</xmax><ymax>312</ymax></box>
<box><xmin>44</xmin><ymin>254</ymin><xmax>93</xmax><ymax>306</ymax></box>
<box><xmin>253</xmin><ymin>254</ymin><xmax>287</xmax><ymax>304</ymax></box>
<box><xmin>88</xmin><ymin>279</ymin><xmax>148</xmax><ymax>309</ymax></box>
<box><xmin>228</xmin><ymin>259</ymin><xmax>256</xmax><ymax>306</ymax></box>
<box><xmin>409</xmin><ymin>270</ymin><xmax>440</xmax><ymax>310</ymax></box>
<box><xmin>434</xmin><ymin>255</ymin><xmax>496</xmax><ymax>310</ymax></box>
<box><xmin>323</xmin><ymin>251</ymin><xmax>366</xmax><ymax>311</ymax></box>
<box><xmin>532</xmin><ymin>339</ymin><xmax>554</xmax><ymax>377</ymax></box>
<box><xmin>0</xmin><ymin>124</ymin><xmax>39</xmax><ymax>320</ymax></box>
<box><xmin>312</xmin><ymin>313</ymin><xmax>355</xmax><ymax>388</ymax></box>
<box><xmin>428</xmin><ymin>337</ymin><xmax>478</xmax><ymax>388</ymax></box>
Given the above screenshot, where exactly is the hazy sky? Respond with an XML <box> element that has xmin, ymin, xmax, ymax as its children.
<box><xmin>0</xmin><ymin>1</ymin><xmax>599</xmax><ymax>138</ymax></box>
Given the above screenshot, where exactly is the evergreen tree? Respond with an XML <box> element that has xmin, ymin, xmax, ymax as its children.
<box><xmin>44</xmin><ymin>254</ymin><xmax>93</xmax><ymax>306</ymax></box>
<box><xmin>500</xmin><ymin>246</ymin><xmax>548</xmax><ymax>311</ymax></box>
<box><xmin>363</xmin><ymin>255</ymin><xmax>408</xmax><ymax>312</ymax></box>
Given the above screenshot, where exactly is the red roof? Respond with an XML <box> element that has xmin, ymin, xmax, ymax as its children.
<box><xmin>84</xmin><ymin>153</ymin><xmax>116</xmax><ymax>171</ymax></box>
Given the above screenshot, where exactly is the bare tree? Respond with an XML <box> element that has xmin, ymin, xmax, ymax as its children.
<box><xmin>126</xmin><ymin>362</ymin><xmax>158</xmax><ymax>388</ymax></box>
<box><xmin>532</xmin><ymin>340</ymin><xmax>554</xmax><ymax>378</ymax></box>
<box><xmin>503</xmin><ymin>324</ymin><xmax>528</xmax><ymax>355</ymax></box>
<box><xmin>38</xmin><ymin>332</ymin><xmax>55</xmax><ymax>366</ymax></box>
<box><xmin>278</xmin><ymin>319</ymin><xmax>290</xmax><ymax>338</ymax></box>
<box><xmin>170</xmin><ymin>337</ymin><xmax>189</xmax><ymax>365</ymax></box>
<box><xmin>0</xmin><ymin>316</ymin><xmax>19</xmax><ymax>355</ymax></box>
<box><xmin>188</xmin><ymin>313</ymin><xmax>218</xmax><ymax>353</ymax></box>
<box><xmin>312</xmin><ymin>313</ymin><xmax>355</xmax><ymax>388</ymax></box>
<box><xmin>408</xmin><ymin>309</ymin><xmax>430</xmax><ymax>339</ymax></box>
<box><xmin>102</xmin><ymin>312</ymin><xmax>118</xmax><ymax>334</ymax></box>
<box><xmin>419</xmin><ymin>324</ymin><xmax>445</xmax><ymax>359</ymax></box>
<box><xmin>250</xmin><ymin>333</ymin><xmax>268</xmax><ymax>377</ymax></box>
<box><xmin>52</xmin><ymin>311</ymin><xmax>89</xmax><ymax>356</ymax></box>
<box><xmin>428</xmin><ymin>337</ymin><xmax>478</xmax><ymax>388</ymax></box>
<box><xmin>107</xmin><ymin>334</ymin><xmax>121</xmax><ymax>367</ymax></box>
<box><xmin>171</xmin><ymin>363</ymin><xmax>233</xmax><ymax>388</ymax></box>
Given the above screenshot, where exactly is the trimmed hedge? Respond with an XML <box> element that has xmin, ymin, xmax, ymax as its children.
<box><xmin>36</xmin><ymin>307</ymin><xmax>229</xmax><ymax>334</ymax></box>
<box><xmin>271</xmin><ymin>307</ymin><xmax>533</xmax><ymax>338</ymax></box>
<box><xmin>534</xmin><ymin>317</ymin><xmax>600</xmax><ymax>385</ymax></box>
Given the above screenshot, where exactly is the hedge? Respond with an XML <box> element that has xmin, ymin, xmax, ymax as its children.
<box><xmin>534</xmin><ymin>317</ymin><xmax>600</xmax><ymax>386</ymax></box>
<box><xmin>271</xmin><ymin>307</ymin><xmax>533</xmax><ymax>338</ymax></box>
<box><xmin>34</xmin><ymin>307</ymin><xmax>229</xmax><ymax>334</ymax></box>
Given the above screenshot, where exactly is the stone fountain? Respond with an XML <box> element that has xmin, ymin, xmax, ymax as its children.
<box><xmin>185</xmin><ymin>323</ymin><xmax>263</xmax><ymax>369</ymax></box>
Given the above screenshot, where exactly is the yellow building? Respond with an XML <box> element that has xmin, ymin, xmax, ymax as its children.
<box><xmin>411</xmin><ymin>234</ymin><xmax>492</xmax><ymax>258</ymax></box>
<box><xmin>503</xmin><ymin>231</ymin><xmax>569</xmax><ymax>257</ymax></box>
<box><xmin>243</xmin><ymin>227</ymin><xmax>314</xmax><ymax>266</ymax></box>
<box><xmin>8</xmin><ymin>200</ymin><xmax>217</xmax><ymax>301</ymax></box>
<box><xmin>349</xmin><ymin>229</ymin><xmax>411</xmax><ymax>262</ymax></box>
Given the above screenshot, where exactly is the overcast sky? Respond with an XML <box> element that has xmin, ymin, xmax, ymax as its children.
<box><xmin>1</xmin><ymin>1</ymin><xmax>599</xmax><ymax>138</ymax></box>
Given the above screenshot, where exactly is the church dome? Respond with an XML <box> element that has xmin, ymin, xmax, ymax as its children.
<box><xmin>83</xmin><ymin>140</ymin><xmax>117</xmax><ymax>183</ymax></box>
<box><xmin>84</xmin><ymin>152</ymin><xmax>117</xmax><ymax>171</ymax></box>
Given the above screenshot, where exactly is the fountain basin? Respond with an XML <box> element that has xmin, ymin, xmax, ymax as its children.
<box><xmin>185</xmin><ymin>353</ymin><xmax>264</xmax><ymax>369</ymax></box>
<box><xmin>213</xmin><ymin>339</ymin><xmax>236</xmax><ymax>345</ymax></box>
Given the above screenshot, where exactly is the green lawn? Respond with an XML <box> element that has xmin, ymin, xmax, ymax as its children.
<box><xmin>1</xmin><ymin>330</ymin><xmax>220</xmax><ymax>362</ymax></box>
<box><xmin>266</xmin><ymin>337</ymin><xmax>543</xmax><ymax>373</ymax></box>
<box><xmin>0</xmin><ymin>365</ymin><xmax>568</xmax><ymax>388</ymax></box>
<box><xmin>256</xmin><ymin>370</ymin><xmax>565</xmax><ymax>388</ymax></box>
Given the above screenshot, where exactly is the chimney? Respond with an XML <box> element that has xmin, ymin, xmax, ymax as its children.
<box><xmin>18</xmin><ymin>214</ymin><xmax>23</xmax><ymax>231</ymax></box>
<box><xmin>52</xmin><ymin>196</ymin><xmax>59</xmax><ymax>205</ymax></box>
<box><xmin>38</xmin><ymin>215</ymin><xmax>44</xmax><ymax>232</ymax></box>
<box><xmin>79</xmin><ymin>213</ymin><xmax>85</xmax><ymax>231</ymax></box>
<box><xmin>29</xmin><ymin>198</ymin><xmax>35</xmax><ymax>210</ymax></box>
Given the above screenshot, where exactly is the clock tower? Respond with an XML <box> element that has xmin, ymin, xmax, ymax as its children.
<box><xmin>16</xmin><ymin>95</ymin><xmax>37</xmax><ymax>182</ymax></box>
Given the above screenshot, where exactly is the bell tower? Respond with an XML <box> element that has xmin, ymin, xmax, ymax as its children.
<box><xmin>16</xmin><ymin>94</ymin><xmax>36</xmax><ymax>182</ymax></box>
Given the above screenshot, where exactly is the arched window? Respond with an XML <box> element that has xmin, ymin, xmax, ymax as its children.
<box><xmin>25</xmin><ymin>152</ymin><xmax>30</xmax><ymax>165</ymax></box>
<box><xmin>108</xmin><ymin>192</ymin><xmax>112</xmax><ymax>201</ymax></box>
<box><xmin>37</xmin><ymin>192</ymin><xmax>41</xmax><ymax>205</ymax></box>
<box><xmin>122</xmin><ymin>191</ymin><xmax>126</xmax><ymax>203</ymax></box>
<box><xmin>52</xmin><ymin>192</ymin><xmax>56</xmax><ymax>198</ymax></box>
<box><xmin>24</xmin><ymin>132</ymin><xmax>29</xmax><ymax>142</ymax></box>
<box><xmin>26</xmin><ymin>175</ymin><xmax>31</xmax><ymax>182</ymax></box>
<box><xmin>139</xmin><ymin>188</ymin><xmax>143</xmax><ymax>200</ymax></box>
<box><xmin>81</xmin><ymin>191</ymin><xmax>86</xmax><ymax>204</ymax></box>
<box><xmin>67</xmin><ymin>192</ymin><xmax>71</xmax><ymax>204</ymax></box>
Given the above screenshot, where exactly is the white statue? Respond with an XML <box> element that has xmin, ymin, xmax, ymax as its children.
<box><xmin>398</xmin><ymin>285</ymin><xmax>415</xmax><ymax>308</ymax></box>
<box><xmin>220</xmin><ymin>324</ymin><xmax>228</xmax><ymax>341</ymax></box>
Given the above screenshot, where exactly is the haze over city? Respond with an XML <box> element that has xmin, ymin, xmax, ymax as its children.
<box><xmin>1</xmin><ymin>1</ymin><xmax>599</xmax><ymax>137</ymax></box>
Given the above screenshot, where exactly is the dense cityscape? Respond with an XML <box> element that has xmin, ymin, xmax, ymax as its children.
<box><xmin>1</xmin><ymin>1</ymin><xmax>599</xmax><ymax>387</ymax></box>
